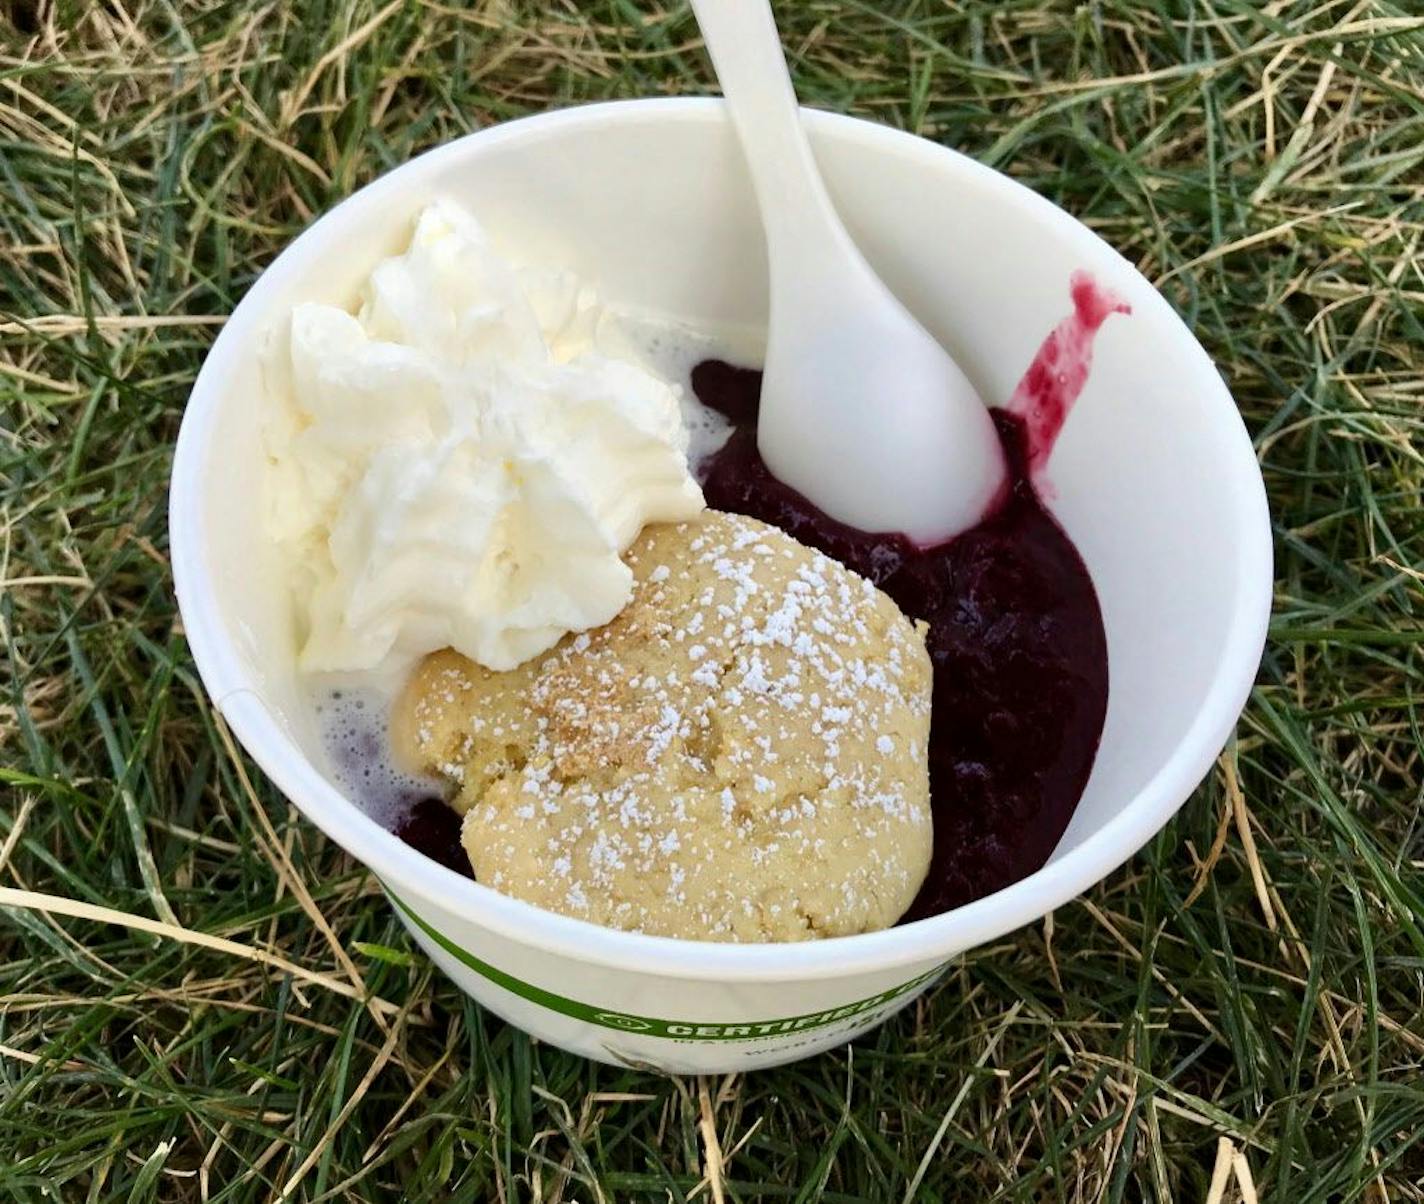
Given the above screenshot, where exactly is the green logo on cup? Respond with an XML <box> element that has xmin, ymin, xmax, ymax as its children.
<box><xmin>594</xmin><ymin>1012</ymin><xmax>654</xmax><ymax>1032</ymax></box>
<box><xmin>388</xmin><ymin>888</ymin><xmax>945</xmax><ymax>1041</ymax></box>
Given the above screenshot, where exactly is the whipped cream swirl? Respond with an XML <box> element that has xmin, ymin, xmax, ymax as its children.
<box><xmin>265</xmin><ymin>200</ymin><xmax>704</xmax><ymax>673</ymax></box>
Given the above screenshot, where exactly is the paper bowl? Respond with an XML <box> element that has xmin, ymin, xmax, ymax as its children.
<box><xmin>170</xmin><ymin>99</ymin><xmax>1271</xmax><ymax>1072</ymax></box>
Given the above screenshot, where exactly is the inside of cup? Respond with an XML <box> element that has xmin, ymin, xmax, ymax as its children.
<box><xmin>186</xmin><ymin>106</ymin><xmax>1258</xmax><ymax>885</ymax></box>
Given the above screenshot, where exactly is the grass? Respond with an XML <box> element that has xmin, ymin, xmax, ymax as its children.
<box><xmin>1</xmin><ymin>0</ymin><xmax>1422</xmax><ymax>1198</ymax></box>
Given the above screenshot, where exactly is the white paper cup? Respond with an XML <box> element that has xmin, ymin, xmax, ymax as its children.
<box><xmin>169</xmin><ymin>99</ymin><xmax>1271</xmax><ymax>1073</ymax></box>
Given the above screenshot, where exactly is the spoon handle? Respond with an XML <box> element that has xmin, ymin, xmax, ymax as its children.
<box><xmin>690</xmin><ymin>0</ymin><xmax>844</xmax><ymax>256</ymax></box>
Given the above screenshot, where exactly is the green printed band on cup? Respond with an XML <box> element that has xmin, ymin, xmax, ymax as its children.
<box><xmin>389</xmin><ymin>889</ymin><xmax>945</xmax><ymax>1041</ymax></box>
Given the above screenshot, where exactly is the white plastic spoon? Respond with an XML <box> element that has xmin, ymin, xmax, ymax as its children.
<box><xmin>690</xmin><ymin>0</ymin><xmax>1006</xmax><ymax>543</ymax></box>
